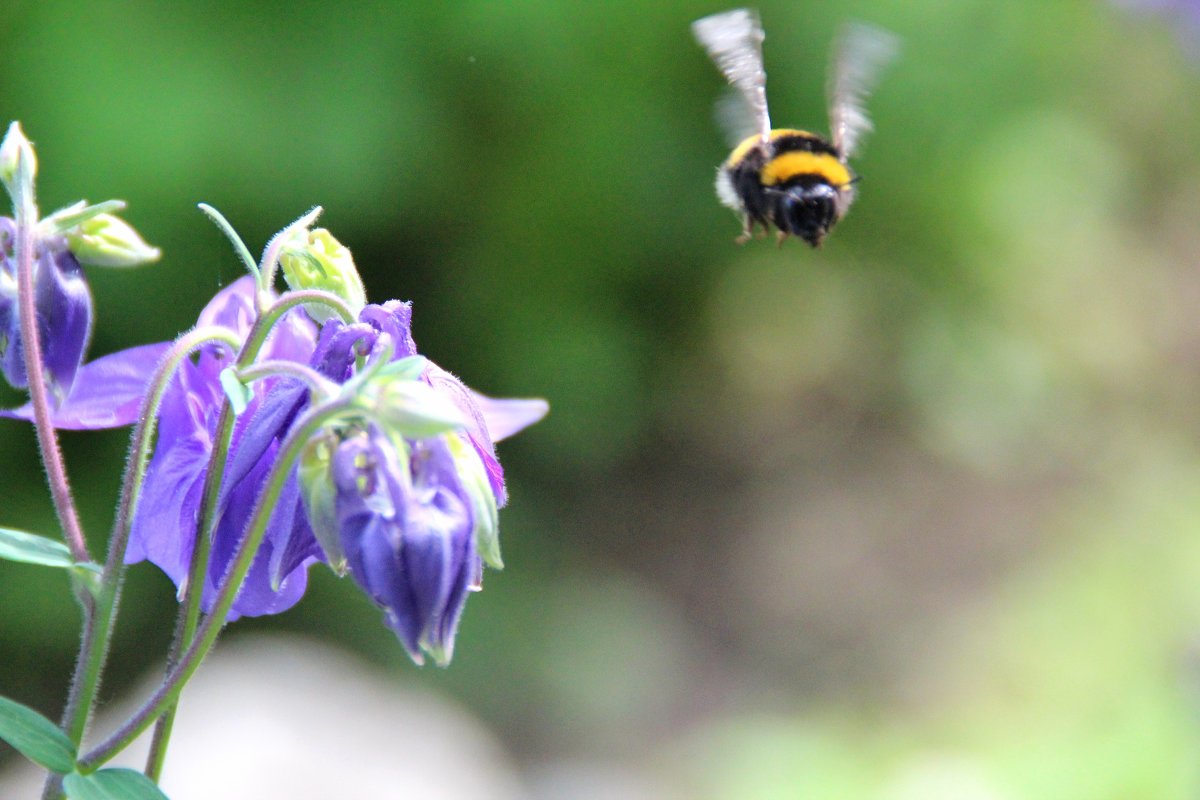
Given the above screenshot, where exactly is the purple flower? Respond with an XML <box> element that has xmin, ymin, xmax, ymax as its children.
<box><xmin>0</xmin><ymin>217</ymin><xmax>94</xmax><ymax>404</ymax></box>
<box><xmin>331</xmin><ymin>429</ymin><xmax>478</xmax><ymax>665</ymax></box>
<box><xmin>0</xmin><ymin>341</ymin><xmax>170</xmax><ymax>429</ymax></box>
<box><xmin>126</xmin><ymin>277</ymin><xmax>321</xmax><ymax>618</ymax></box>
<box><xmin>293</xmin><ymin>299</ymin><xmax>547</xmax><ymax>663</ymax></box>
<box><xmin>124</xmin><ymin>276</ymin><xmax>547</xmax><ymax>645</ymax></box>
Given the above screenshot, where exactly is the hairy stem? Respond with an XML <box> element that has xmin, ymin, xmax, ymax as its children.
<box><xmin>53</xmin><ymin>328</ymin><xmax>239</xmax><ymax>784</ymax></box>
<box><xmin>78</xmin><ymin>399</ymin><xmax>353</xmax><ymax>771</ymax></box>
<box><xmin>12</xmin><ymin>161</ymin><xmax>88</xmax><ymax>563</ymax></box>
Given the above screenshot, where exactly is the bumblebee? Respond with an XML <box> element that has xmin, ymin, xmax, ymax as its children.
<box><xmin>692</xmin><ymin>9</ymin><xmax>898</xmax><ymax>247</ymax></box>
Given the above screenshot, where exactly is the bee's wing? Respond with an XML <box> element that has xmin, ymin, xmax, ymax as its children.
<box><xmin>714</xmin><ymin>88</ymin><xmax>761</xmax><ymax>147</ymax></box>
<box><xmin>692</xmin><ymin>8</ymin><xmax>771</xmax><ymax>145</ymax></box>
<box><xmin>827</xmin><ymin>22</ymin><xmax>899</xmax><ymax>160</ymax></box>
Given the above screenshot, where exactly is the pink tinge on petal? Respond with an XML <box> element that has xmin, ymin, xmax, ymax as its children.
<box><xmin>469</xmin><ymin>392</ymin><xmax>549</xmax><ymax>442</ymax></box>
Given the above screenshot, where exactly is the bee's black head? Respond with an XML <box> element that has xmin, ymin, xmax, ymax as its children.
<box><xmin>771</xmin><ymin>178</ymin><xmax>839</xmax><ymax>247</ymax></box>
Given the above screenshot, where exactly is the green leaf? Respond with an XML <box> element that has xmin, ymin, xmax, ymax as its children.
<box><xmin>0</xmin><ymin>527</ymin><xmax>76</xmax><ymax>569</ymax></box>
<box><xmin>64</xmin><ymin>769</ymin><xmax>170</xmax><ymax>800</ymax></box>
<box><xmin>0</xmin><ymin>695</ymin><xmax>76</xmax><ymax>773</ymax></box>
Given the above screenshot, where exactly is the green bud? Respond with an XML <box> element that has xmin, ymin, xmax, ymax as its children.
<box><xmin>41</xmin><ymin>200</ymin><xmax>125</xmax><ymax>237</ymax></box>
<box><xmin>279</xmin><ymin>228</ymin><xmax>366</xmax><ymax>323</ymax></box>
<box><xmin>65</xmin><ymin>212</ymin><xmax>161</xmax><ymax>267</ymax></box>
<box><xmin>0</xmin><ymin>122</ymin><xmax>36</xmax><ymax>203</ymax></box>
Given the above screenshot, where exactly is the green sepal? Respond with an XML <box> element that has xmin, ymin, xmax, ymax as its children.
<box><xmin>63</xmin><ymin>768</ymin><xmax>170</xmax><ymax>800</ymax></box>
<box><xmin>373</xmin><ymin>356</ymin><xmax>427</xmax><ymax>383</ymax></box>
<box><xmin>0</xmin><ymin>121</ymin><xmax>36</xmax><ymax>204</ymax></box>
<box><xmin>446</xmin><ymin>434</ymin><xmax>502</xmax><ymax>569</ymax></box>
<box><xmin>0</xmin><ymin>695</ymin><xmax>76</xmax><ymax>773</ymax></box>
<box><xmin>65</xmin><ymin>212</ymin><xmax>161</xmax><ymax>268</ymax></box>
<box><xmin>219</xmin><ymin>366</ymin><xmax>253</xmax><ymax>415</ymax></box>
<box><xmin>39</xmin><ymin>200</ymin><xmax>126</xmax><ymax>237</ymax></box>
<box><xmin>297</xmin><ymin>434</ymin><xmax>347</xmax><ymax>577</ymax></box>
<box><xmin>367</xmin><ymin>380</ymin><xmax>466</xmax><ymax>439</ymax></box>
<box><xmin>278</xmin><ymin>227</ymin><xmax>366</xmax><ymax>323</ymax></box>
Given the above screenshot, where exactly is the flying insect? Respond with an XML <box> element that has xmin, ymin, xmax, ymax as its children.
<box><xmin>692</xmin><ymin>9</ymin><xmax>898</xmax><ymax>247</ymax></box>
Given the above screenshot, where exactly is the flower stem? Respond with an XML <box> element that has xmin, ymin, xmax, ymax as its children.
<box><xmin>12</xmin><ymin>154</ymin><xmax>89</xmax><ymax>564</ymax></box>
<box><xmin>52</xmin><ymin>328</ymin><xmax>240</xmax><ymax>788</ymax></box>
<box><xmin>77</xmin><ymin>398</ymin><xmax>355</xmax><ymax>772</ymax></box>
<box><xmin>141</xmin><ymin>291</ymin><xmax>341</xmax><ymax>778</ymax></box>
<box><xmin>143</xmin><ymin>401</ymin><xmax>231</xmax><ymax>781</ymax></box>
<box><xmin>196</xmin><ymin>204</ymin><xmax>258</xmax><ymax>285</ymax></box>
<box><xmin>142</xmin><ymin>286</ymin><xmax>351</xmax><ymax>779</ymax></box>
<box><xmin>238</xmin><ymin>359</ymin><xmax>336</xmax><ymax>396</ymax></box>
<box><xmin>255</xmin><ymin>206</ymin><xmax>323</xmax><ymax>301</ymax></box>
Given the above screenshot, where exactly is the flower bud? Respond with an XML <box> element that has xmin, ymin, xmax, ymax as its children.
<box><xmin>64</xmin><ymin>212</ymin><xmax>161</xmax><ymax>267</ymax></box>
<box><xmin>0</xmin><ymin>226</ymin><xmax>94</xmax><ymax>403</ymax></box>
<box><xmin>0</xmin><ymin>122</ymin><xmax>36</xmax><ymax>200</ymax></box>
<box><xmin>279</xmin><ymin>228</ymin><xmax>366</xmax><ymax>323</ymax></box>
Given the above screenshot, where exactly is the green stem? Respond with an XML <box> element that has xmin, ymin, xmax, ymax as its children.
<box><xmin>142</xmin><ymin>289</ymin><xmax>349</xmax><ymax>777</ymax></box>
<box><xmin>56</xmin><ymin>329</ymin><xmax>241</xmax><ymax>746</ymax></box>
<box><xmin>78</xmin><ymin>398</ymin><xmax>354</xmax><ymax>772</ymax></box>
<box><xmin>238</xmin><ymin>359</ymin><xmax>335</xmax><ymax>395</ymax></box>
<box><xmin>143</xmin><ymin>402</ymin><xmax>232</xmax><ymax>781</ymax></box>
<box><xmin>255</xmin><ymin>206</ymin><xmax>323</xmax><ymax>299</ymax></box>
<box><xmin>196</xmin><ymin>203</ymin><xmax>259</xmax><ymax>285</ymax></box>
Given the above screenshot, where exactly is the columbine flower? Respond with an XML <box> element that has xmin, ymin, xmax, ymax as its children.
<box><xmin>287</xmin><ymin>299</ymin><xmax>546</xmax><ymax>664</ymax></box>
<box><xmin>0</xmin><ymin>218</ymin><xmax>94</xmax><ymax>404</ymax></box>
<box><xmin>124</xmin><ymin>276</ymin><xmax>547</xmax><ymax>647</ymax></box>
<box><xmin>126</xmin><ymin>277</ymin><xmax>322</xmax><ymax>618</ymax></box>
<box><xmin>328</xmin><ymin>428</ymin><xmax>478</xmax><ymax>665</ymax></box>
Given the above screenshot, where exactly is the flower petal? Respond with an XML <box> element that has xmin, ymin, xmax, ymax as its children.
<box><xmin>469</xmin><ymin>391</ymin><xmax>549</xmax><ymax>442</ymax></box>
<box><xmin>1</xmin><ymin>342</ymin><xmax>170</xmax><ymax>429</ymax></box>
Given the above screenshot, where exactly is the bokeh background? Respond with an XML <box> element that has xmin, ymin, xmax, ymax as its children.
<box><xmin>3</xmin><ymin>0</ymin><xmax>1200</xmax><ymax>797</ymax></box>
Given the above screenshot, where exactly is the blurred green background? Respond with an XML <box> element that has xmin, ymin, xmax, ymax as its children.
<box><xmin>4</xmin><ymin>0</ymin><xmax>1200</xmax><ymax>796</ymax></box>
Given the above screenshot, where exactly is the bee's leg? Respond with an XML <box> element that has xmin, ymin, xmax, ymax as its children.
<box><xmin>735</xmin><ymin>216</ymin><xmax>754</xmax><ymax>245</ymax></box>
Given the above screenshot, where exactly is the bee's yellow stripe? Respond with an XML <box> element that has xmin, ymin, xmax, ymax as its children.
<box><xmin>760</xmin><ymin>151</ymin><xmax>851</xmax><ymax>187</ymax></box>
<box><xmin>725</xmin><ymin>128</ymin><xmax>818</xmax><ymax>167</ymax></box>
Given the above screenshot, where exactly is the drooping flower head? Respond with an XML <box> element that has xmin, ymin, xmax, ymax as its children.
<box><xmin>0</xmin><ymin>219</ymin><xmax>94</xmax><ymax>404</ymax></box>
<box><xmin>0</xmin><ymin>121</ymin><xmax>159</xmax><ymax>407</ymax></box>
<box><xmin>124</xmin><ymin>266</ymin><xmax>546</xmax><ymax>664</ymax></box>
<box><xmin>287</xmin><ymin>297</ymin><xmax>545</xmax><ymax>664</ymax></box>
